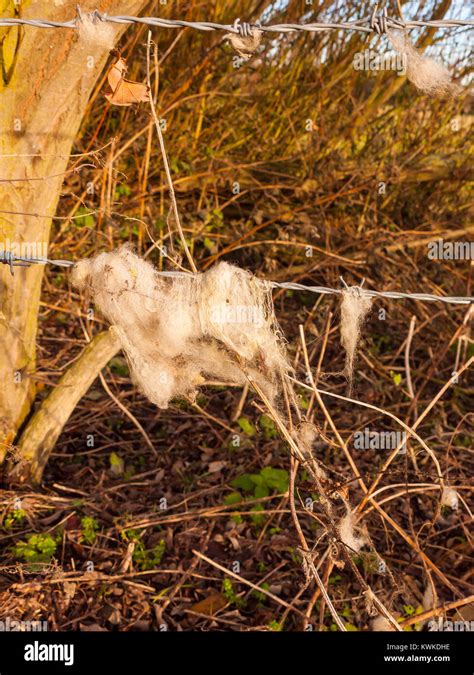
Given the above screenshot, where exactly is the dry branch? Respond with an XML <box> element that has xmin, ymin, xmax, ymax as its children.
<box><xmin>12</xmin><ymin>329</ymin><xmax>120</xmax><ymax>484</ymax></box>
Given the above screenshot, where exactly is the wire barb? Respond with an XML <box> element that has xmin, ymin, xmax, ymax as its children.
<box><xmin>370</xmin><ymin>5</ymin><xmax>389</xmax><ymax>35</ymax></box>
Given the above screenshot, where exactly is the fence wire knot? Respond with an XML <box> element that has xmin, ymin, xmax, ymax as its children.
<box><xmin>75</xmin><ymin>5</ymin><xmax>104</xmax><ymax>27</ymax></box>
<box><xmin>94</xmin><ymin>10</ymin><xmax>108</xmax><ymax>24</ymax></box>
<box><xmin>0</xmin><ymin>251</ymin><xmax>30</xmax><ymax>276</ymax></box>
<box><xmin>370</xmin><ymin>5</ymin><xmax>389</xmax><ymax>34</ymax></box>
<box><xmin>232</xmin><ymin>18</ymin><xmax>253</xmax><ymax>37</ymax></box>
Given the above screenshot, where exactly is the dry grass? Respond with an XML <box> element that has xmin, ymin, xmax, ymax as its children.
<box><xmin>0</xmin><ymin>0</ymin><xmax>472</xmax><ymax>631</ymax></box>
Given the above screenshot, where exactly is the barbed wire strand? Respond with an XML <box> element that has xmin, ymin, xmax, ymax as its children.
<box><xmin>0</xmin><ymin>9</ymin><xmax>473</xmax><ymax>34</ymax></box>
<box><xmin>1</xmin><ymin>252</ymin><xmax>472</xmax><ymax>305</ymax></box>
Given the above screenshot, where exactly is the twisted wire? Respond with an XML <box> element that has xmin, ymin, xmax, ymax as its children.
<box><xmin>1</xmin><ymin>253</ymin><xmax>471</xmax><ymax>304</ymax></box>
<box><xmin>0</xmin><ymin>11</ymin><xmax>472</xmax><ymax>34</ymax></box>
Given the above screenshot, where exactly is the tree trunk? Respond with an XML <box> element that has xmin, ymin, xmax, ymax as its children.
<box><xmin>0</xmin><ymin>0</ymin><xmax>147</xmax><ymax>460</ymax></box>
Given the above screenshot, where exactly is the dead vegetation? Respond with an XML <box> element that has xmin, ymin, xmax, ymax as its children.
<box><xmin>0</xmin><ymin>0</ymin><xmax>472</xmax><ymax>631</ymax></box>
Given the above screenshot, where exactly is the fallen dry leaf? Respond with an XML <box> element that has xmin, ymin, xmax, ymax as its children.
<box><xmin>189</xmin><ymin>593</ymin><xmax>227</xmax><ymax>617</ymax></box>
<box><xmin>105</xmin><ymin>57</ymin><xmax>149</xmax><ymax>107</ymax></box>
<box><xmin>208</xmin><ymin>460</ymin><xmax>227</xmax><ymax>473</ymax></box>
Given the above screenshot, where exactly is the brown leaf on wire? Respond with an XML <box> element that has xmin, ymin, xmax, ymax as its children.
<box><xmin>105</xmin><ymin>57</ymin><xmax>149</xmax><ymax>107</ymax></box>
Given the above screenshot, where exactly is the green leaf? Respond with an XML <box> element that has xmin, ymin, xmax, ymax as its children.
<box><xmin>260</xmin><ymin>466</ymin><xmax>289</xmax><ymax>492</ymax></box>
<box><xmin>108</xmin><ymin>357</ymin><xmax>129</xmax><ymax>377</ymax></box>
<box><xmin>237</xmin><ymin>417</ymin><xmax>256</xmax><ymax>437</ymax></box>
<box><xmin>254</xmin><ymin>484</ymin><xmax>270</xmax><ymax>499</ymax></box>
<box><xmin>203</xmin><ymin>237</ymin><xmax>216</xmax><ymax>253</ymax></box>
<box><xmin>13</xmin><ymin>533</ymin><xmax>57</xmax><ymax>564</ymax></box>
<box><xmin>222</xmin><ymin>578</ymin><xmax>245</xmax><ymax>608</ymax></box>
<box><xmin>149</xmin><ymin>540</ymin><xmax>166</xmax><ymax>568</ymax></box>
<box><xmin>170</xmin><ymin>157</ymin><xmax>180</xmax><ymax>173</ymax></box>
<box><xmin>251</xmin><ymin>583</ymin><xmax>269</xmax><ymax>604</ymax></box>
<box><xmin>230</xmin><ymin>474</ymin><xmax>255</xmax><ymax>492</ymax></box>
<box><xmin>223</xmin><ymin>491</ymin><xmax>242</xmax><ymax>505</ymax></box>
<box><xmin>259</xmin><ymin>414</ymin><xmax>277</xmax><ymax>439</ymax></box>
<box><xmin>250</xmin><ymin>504</ymin><xmax>265</xmax><ymax>525</ymax></box>
<box><xmin>267</xmin><ymin>620</ymin><xmax>283</xmax><ymax>631</ymax></box>
<box><xmin>114</xmin><ymin>184</ymin><xmax>131</xmax><ymax>199</ymax></box>
<box><xmin>390</xmin><ymin>370</ymin><xmax>402</xmax><ymax>386</ymax></box>
<box><xmin>299</xmin><ymin>396</ymin><xmax>310</xmax><ymax>410</ymax></box>
<box><xmin>80</xmin><ymin>516</ymin><xmax>99</xmax><ymax>545</ymax></box>
<box><xmin>75</xmin><ymin>206</ymin><xmax>95</xmax><ymax>229</ymax></box>
<box><xmin>109</xmin><ymin>452</ymin><xmax>124</xmax><ymax>476</ymax></box>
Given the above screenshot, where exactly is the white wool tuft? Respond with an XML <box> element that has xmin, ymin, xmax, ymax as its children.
<box><xmin>422</xmin><ymin>584</ymin><xmax>437</xmax><ymax>611</ymax></box>
<box><xmin>371</xmin><ymin>615</ymin><xmax>396</xmax><ymax>631</ymax></box>
<box><xmin>225</xmin><ymin>28</ymin><xmax>263</xmax><ymax>60</ymax></box>
<box><xmin>441</xmin><ymin>486</ymin><xmax>459</xmax><ymax>510</ymax></box>
<box><xmin>71</xmin><ymin>247</ymin><xmax>290</xmax><ymax>408</ymax></box>
<box><xmin>340</xmin><ymin>287</ymin><xmax>372</xmax><ymax>390</ymax></box>
<box><xmin>388</xmin><ymin>30</ymin><xmax>460</xmax><ymax>97</ymax></box>
<box><xmin>338</xmin><ymin>510</ymin><xmax>367</xmax><ymax>553</ymax></box>
<box><xmin>77</xmin><ymin>12</ymin><xmax>119</xmax><ymax>51</ymax></box>
<box><xmin>296</xmin><ymin>422</ymin><xmax>326</xmax><ymax>480</ymax></box>
<box><xmin>297</xmin><ymin>421</ymin><xmax>318</xmax><ymax>447</ymax></box>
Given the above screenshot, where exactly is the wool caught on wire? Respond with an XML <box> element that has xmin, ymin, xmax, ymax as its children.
<box><xmin>340</xmin><ymin>285</ymin><xmax>373</xmax><ymax>392</ymax></box>
<box><xmin>225</xmin><ymin>25</ymin><xmax>263</xmax><ymax>60</ymax></box>
<box><xmin>71</xmin><ymin>247</ymin><xmax>290</xmax><ymax>408</ymax></box>
<box><xmin>388</xmin><ymin>30</ymin><xmax>460</xmax><ymax>97</ymax></box>
<box><xmin>440</xmin><ymin>486</ymin><xmax>459</xmax><ymax>510</ymax></box>
<box><xmin>338</xmin><ymin>509</ymin><xmax>368</xmax><ymax>553</ymax></box>
<box><xmin>295</xmin><ymin>421</ymin><xmax>327</xmax><ymax>480</ymax></box>
<box><xmin>76</xmin><ymin>9</ymin><xmax>119</xmax><ymax>51</ymax></box>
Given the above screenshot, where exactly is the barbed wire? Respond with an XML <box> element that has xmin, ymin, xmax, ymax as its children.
<box><xmin>1</xmin><ymin>251</ymin><xmax>472</xmax><ymax>306</ymax></box>
<box><xmin>0</xmin><ymin>8</ymin><xmax>473</xmax><ymax>35</ymax></box>
<box><xmin>156</xmin><ymin>270</ymin><xmax>474</xmax><ymax>306</ymax></box>
<box><xmin>0</xmin><ymin>251</ymin><xmax>73</xmax><ymax>276</ymax></box>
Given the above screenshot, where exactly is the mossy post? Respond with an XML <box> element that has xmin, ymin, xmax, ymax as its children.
<box><xmin>0</xmin><ymin>1</ymin><xmax>146</xmax><ymax>475</ymax></box>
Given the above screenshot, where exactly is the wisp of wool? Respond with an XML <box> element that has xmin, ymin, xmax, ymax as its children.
<box><xmin>388</xmin><ymin>30</ymin><xmax>460</xmax><ymax>97</ymax></box>
<box><xmin>340</xmin><ymin>286</ymin><xmax>372</xmax><ymax>391</ymax></box>
<box><xmin>371</xmin><ymin>615</ymin><xmax>396</xmax><ymax>631</ymax></box>
<box><xmin>225</xmin><ymin>28</ymin><xmax>263</xmax><ymax>60</ymax></box>
<box><xmin>441</xmin><ymin>486</ymin><xmax>459</xmax><ymax>510</ymax></box>
<box><xmin>77</xmin><ymin>11</ymin><xmax>119</xmax><ymax>51</ymax></box>
<box><xmin>338</xmin><ymin>510</ymin><xmax>367</xmax><ymax>553</ymax></box>
<box><xmin>295</xmin><ymin>422</ymin><xmax>327</xmax><ymax>479</ymax></box>
<box><xmin>71</xmin><ymin>247</ymin><xmax>290</xmax><ymax>409</ymax></box>
<box><xmin>422</xmin><ymin>583</ymin><xmax>437</xmax><ymax>612</ymax></box>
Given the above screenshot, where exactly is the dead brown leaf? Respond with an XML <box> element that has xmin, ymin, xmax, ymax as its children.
<box><xmin>105</xmin><ymin>57</ymin><xmax>149</xmax><ymax>107</ymax></box>
<box><xmin>189</xmin><ymin>593</ymin><xmax>227</xmax><ymax>617</ymax></box>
